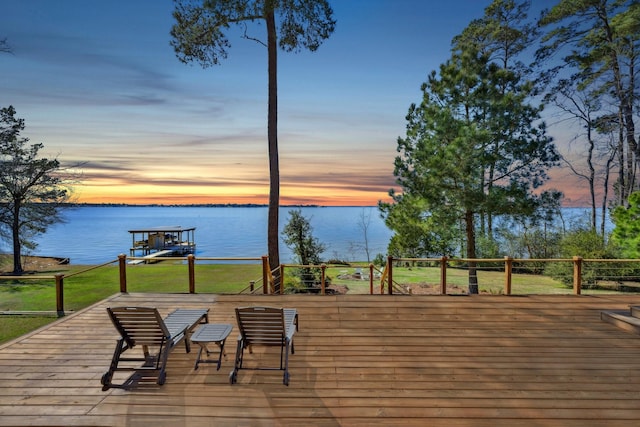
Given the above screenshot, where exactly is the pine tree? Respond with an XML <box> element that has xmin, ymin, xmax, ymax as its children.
<box><xmin>0</xmin><ymin>106</ymin><xmax>71</xmax><ymax>274</ymax></box>
<box><xmin>171</xmin><ymin>0</ymin><xmax>335</xmax><ymax>290</ymax></box>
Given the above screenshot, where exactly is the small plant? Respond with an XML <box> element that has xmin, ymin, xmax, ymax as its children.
<box><xmin>281</xmin><ymin>209</ymin><xmax>326</xmax><ymax>291</ymax></box>
<box><xmin>373</xmin><ymin>253</ymin><xmax>386</xmax><ymax>267</ymax></box>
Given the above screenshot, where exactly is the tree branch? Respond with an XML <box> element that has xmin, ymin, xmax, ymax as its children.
<box><xmin>241</xmin><ymin>22</ymin><xmax>267</xmax><ymax>47</ymax></box>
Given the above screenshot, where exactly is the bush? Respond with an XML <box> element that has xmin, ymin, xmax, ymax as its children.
<box><xmin>545</xmin><ymin>228</ymin><xmax>618</xmax><ymax>287</ymax></box>
<box><xmin>373</xmin><ymin>253</ymin><xmax>386</xmax><ymax>267</ymax></box>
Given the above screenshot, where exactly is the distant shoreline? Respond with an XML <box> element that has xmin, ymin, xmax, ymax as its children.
<box><xmin>63</xmin><ymin>203</ymin><xmax>590</xmax><ymax>209</ymax></box>
<box><xmin>63</xmin><ymin>203</ymin><xmax>379</xmax><ymax>208</ymax></box>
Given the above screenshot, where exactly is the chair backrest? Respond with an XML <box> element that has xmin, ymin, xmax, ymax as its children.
<box><xmin>107</xmin><ymin>307</ymin><xmax>170</xmax><ymax>348</ymax></box>
<box><xmin>235</xmin><ymin>306</ymin><xmax>286</xmax><ymax>347</ymax></box>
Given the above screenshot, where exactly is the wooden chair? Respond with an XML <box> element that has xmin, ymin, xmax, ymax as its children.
<box><xmin>230</xmin><ymin>306</ymin><xmax>297</xmax><ymax>386</ymax></box>
<box><xmin>101</xmin><ymin>306</ymin><xmax>208</xmax><ymax>390</ymax></box>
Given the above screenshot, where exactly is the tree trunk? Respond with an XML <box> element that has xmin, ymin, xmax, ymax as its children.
<box><xmin>266</xmin><ymin>10</ymin><xmax>280</xmax><ymax>290</ymax></box>
<box><xmin>601</xmin><ymin>148</ymin><xmax>615</xmax><ymax>239</ymax></box>
<box><xmin>586</xmin><ymin>124</ymin><xmax>596</xmax><ymax>230</ymax></box>
<box><xmin>465</xmin><ymin>209</ymin><xmax>478</xmax><ymax>294</ymax></box>
<box><xmin>12</xmin><ymin>203</ymin><xmax>23</xmax><ymax>274</ymax></box>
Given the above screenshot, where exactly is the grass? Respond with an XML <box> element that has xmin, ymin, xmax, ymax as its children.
<box><xmin>0</xmin><ymin>316</ymin><xmax>58</xmax><ymax>344</ymax></box>
<box><xmin>0</xmin><ymin>257</ymin><xmax>634</xmax><ymax>344</ymax></box>
<box><xmin>0</xmin><ymin>258</ymin><xmax>263</xmax><ymax>344</ymax></box>
<box><xmin>326</xmin><ymin>264</ymin><xmax>574</xmax><ymax>294</ymax></box>
<box><xmin>0</xmin><ymin>261</ymin><xmax>264</xmax><ymax>311</ymax></box>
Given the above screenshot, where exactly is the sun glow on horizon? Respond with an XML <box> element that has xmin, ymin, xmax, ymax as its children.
<box><xmin>73</xmin><ymin>180</ymin><xmax>397</xmax><ymax>206</ymax></box>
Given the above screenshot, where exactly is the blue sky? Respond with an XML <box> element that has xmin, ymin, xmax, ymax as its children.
<box><xmin>1</xmin><ymin>0</ymin><xmax>580</xmax><ymax>205</ymax></box>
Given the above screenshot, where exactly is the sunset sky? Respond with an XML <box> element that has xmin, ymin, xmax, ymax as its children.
<box><xmin>2</xmin><ymin>0</ymin><xmax>587</xmax><ymax>206</ymax></box>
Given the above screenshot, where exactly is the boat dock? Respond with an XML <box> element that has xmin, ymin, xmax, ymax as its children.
<box><xmin>128</xmin><ymin>226</ymin><xmax>196</xmax><ymax>263</ymax></box>
<box><xmin>127</xmin><ymin>250</ymin><xmax>176</xmax><ymax>265</ymax></box>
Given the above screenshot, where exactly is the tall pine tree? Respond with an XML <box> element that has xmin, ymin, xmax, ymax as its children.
<box><xmin>171</xmin><ymin>0</ymin><xmax>335</xmax><ymax>289</ymax></box>
<box><xmin>382</xmin><ymin>47</ymin><xmax>558</xmax><ymax>293</ymax></box>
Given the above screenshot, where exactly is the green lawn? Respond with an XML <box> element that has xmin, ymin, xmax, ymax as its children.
<box><xmin>0</xmin><ymin>260</ymin><xmax>263</xmax><ymax>343</ymax></box>
<box><xmin>0</xmin><ymin>316</ymin><xmax>58</xmax><ymax>344</ymax></box>
<box><xmin>0</xmin><ymin>259</ymin><xmax>632</xmax><ymax>344</ymax></box>
<box><xmin>325</xmin><ymin>263</ymin><xmax>574</xmax><ymax>294</ymax></box>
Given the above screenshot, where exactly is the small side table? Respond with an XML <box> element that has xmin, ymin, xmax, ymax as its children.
<box><xmin>191</xmin><ymin>323</ymin><xmax>233</xmax><ymax>370</ymax></box>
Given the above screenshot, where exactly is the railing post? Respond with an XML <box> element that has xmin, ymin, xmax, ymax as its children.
<box><xmin>188</xmin><ymin>254</ymin><xmax>196</xmax><ymax>293</ymax></box>
<box><xmin>118</xmin><ymin>254</ymin><xmax>127</xmax><ymax>293</ymax></box>
<box><xmin>573</xmin><ymin>256</ymin><xmax>583</xmax><ymax>295</ymax></box>
<box><xmin>262</xmin><ymin>256</ymin><xmax>269</xmax><ymax>294</ymax></box>
<box><xmin>55</xmin><ymin>273</ymin><xmax>64</xmax><ymax>317</ymax></box>
<box><xmin>321</xmin><ymin>264</ymin><xmax>326</xmax><ymax>295</ymax></box>
<box><xmin>387</xmin><ymin>256</ymin><xmax>393</xmax><ymax>295</ymax></box>
<box><xmin>440</xmin><ymin>256</ymin><xmax>448</xmax><ymax>295</ymax></box>
<box><xmin>369</xmin><ymin>263</ymin><xmax>374</xmax><ymax>295</ymax></box>
<box><xmin>279</xmin><ymin>264</ymin><xmax>284</xmax><ymax>295</ymax></box>
<box><xmin>504</xmin><ymin>256</ymin><xmax>513</xmax><ymax>295</ymax></box>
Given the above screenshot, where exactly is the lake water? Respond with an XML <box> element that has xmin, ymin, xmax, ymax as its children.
<box><xmin>0</xmin><ymin>205</ymin><xmax>604</xmax><ymax>265</ymax></box>
<box><xmin>5</xmin><ymin>206</ymin><xmax>393</xmax><ymax>265</ymax></box>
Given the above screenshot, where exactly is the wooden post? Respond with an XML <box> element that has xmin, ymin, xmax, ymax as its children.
<box><xmin>369</xmin><ymin>263</ymin><xmax>374</xmax><ymax>295</ymax></box>
<box><xmin>387</xmin><ymin>256</ymin><xmax>393</xmax><ymax>295</ymax></box>
<box><xmin>440</xmin><ymin>256</ymin><xmax>448</xmax><ymax>295</ymax></box>
<box><xmin>573</xmin><ymin>256</ymin><xmax>583</xmax><ymax>295</ymax></box>
<box><xmin>504</xmin><ymin>256</ymin><xmax>513</xmax><ymax>295</ymax></box>
<box><xmin>55</xmin><ymin>273</ymin><xmax>64</xmax><ymax>317</ymax></box>
<box><xmin>321</xmin><ymin>264</ymin><xmax>326</xmax><ymax>295</ymax></box>
<box><xmin>118</xmin><ymin>254</ymin><xmax>127</xmax><ymax>293</ymax></box>
<box><xmin>188</xmin><ymin>254</ymin><xmax>195</xmax><ymax>293</ymax></box>
<box><xmin>279</xmin><ymin>264</ymin><xmax>284</xmax><ymax>295</ymax></box>
<box><xmin>262</xmin><ymin>256</ymin><xmax>269</xmax><ymax>294</ymax></box>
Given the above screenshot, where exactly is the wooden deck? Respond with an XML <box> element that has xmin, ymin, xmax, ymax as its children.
<box><xmin>1</xmin><ymin>293</ymin><xmax>640</xmax><ymax>426</ymax></box>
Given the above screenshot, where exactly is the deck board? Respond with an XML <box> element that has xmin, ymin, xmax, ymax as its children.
<box><xmin>1</xmin><ymin>293</ymin><xmax>640</xmax><ymax>426</ymax></box>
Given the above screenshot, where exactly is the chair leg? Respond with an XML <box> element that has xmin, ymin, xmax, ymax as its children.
<box><xmin>156</xmin><ymin>342</ymin><xmax>173</xmax><ymax>385</ymax></box>
<box><xmin>184</xmin><ymin>330</ymin><xmax>192</xmax><ymax>353</ymax></box>
<box><xmin>229</xmin><ymin>338</ymin><xmax>244</xmax><ymax>385</ymax></box>
<box><xmin>216</xmin><ymin>340</ymin><xmax>227</xmax><ymax>370</ymax></box>
<box><xmin>194</xmin><ymin>345</ymin><xmax>205</xmax><ymax>370</ymax></box>
<box><xmin>101</xmin><ymin>338</ymin><xmax>125</xmax><ymax>391</ymax></box>
<box><xmin>141</xmin><ymin>345</ymin><xmax>156</xmax><ymax>367</ymax></box>
<box><xmin>283</xmin><ymin>339</ymin><xmax>291</xmax><ymax>386</ymax></box>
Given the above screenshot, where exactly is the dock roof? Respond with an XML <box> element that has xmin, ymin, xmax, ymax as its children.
<box><xmin>127</xmin><ymin>226</ymin><xmax>196</xmax><ymax>233</ymax></box>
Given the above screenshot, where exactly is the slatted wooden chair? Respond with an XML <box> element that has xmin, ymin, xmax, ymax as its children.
<box><xmin>101</xmin><ymin>306</ymin><xmax>208</xmax><ymax>390</ymax></box>
<box><xmin>230</xmin><ymin>306</ymin><xmax>297</xmax><ymax>386</ymax></box>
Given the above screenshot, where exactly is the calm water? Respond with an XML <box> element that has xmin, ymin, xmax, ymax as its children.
<box><xmin>6</xmin><ymin>206</ymin><xmax>393</xmax><ymax>265</ymax></box>
<box><xmin>0</xmin><ymin>206</ymin><xmax>604</xmax><ymax>265</ymax></box>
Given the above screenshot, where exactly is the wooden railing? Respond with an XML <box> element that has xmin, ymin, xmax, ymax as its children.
<box><xmin>0</xmin><ymin>254</ymin><xmax>267</xmax><ymax>316</ymax></box>
<box><xmin>4</xmin><ymin>254</ymin><xmax>640</xmax><ymax>316</ymax></box>
<box><xmin>268</xmin><ymin>255</ymin><xmax>621</xmax><ymax>296</ymax></box>
<box><xmin>385</xmin><ymin>256</ymin><xmax>640</xmax><ymax>295</ymax></box>
<box><xmin>118</xmin><ymin>254</ymin><xmax>267</xmax><ymax>294</ymax></box>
